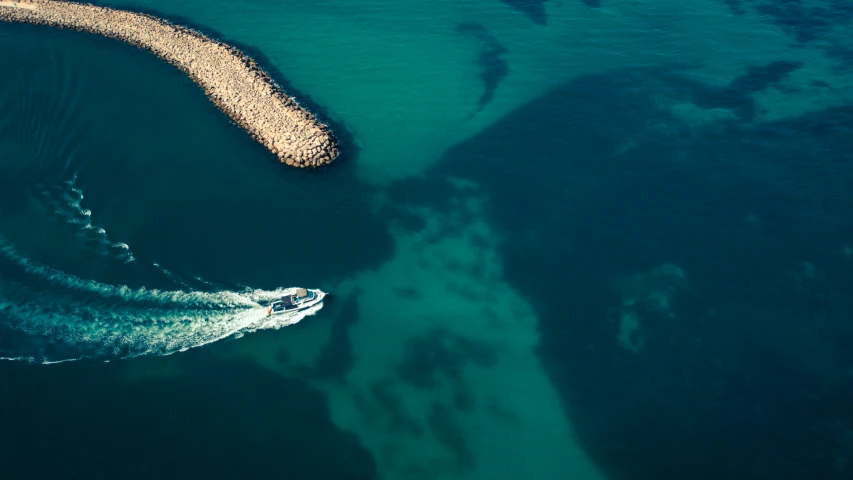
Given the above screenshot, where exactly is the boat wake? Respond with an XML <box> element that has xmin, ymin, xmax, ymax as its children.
<box><xmin>33</xmin><ymin>173</ymin><xmax>136</xmax><ymax>263</ymax></box>
<box><xmin>0</xmin><ymin>238</ymin><xmax>323</xmax><ymax>364</ymax></box>
<box><xmin>0</xmin><ymin>42</ymin><xmax>325</xmax><ymax>365</ymax></box>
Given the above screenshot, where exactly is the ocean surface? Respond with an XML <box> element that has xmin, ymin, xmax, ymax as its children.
<box><xmin>1</xmin><ymin>0</ymin><xmax>852</xmax><ymax>478</ymax></box>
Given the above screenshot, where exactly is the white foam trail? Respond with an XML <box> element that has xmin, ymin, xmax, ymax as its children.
<box><xmin>153</xmin><ymin>262</ymin><xmax>194</xmax><ymax>290</ymax></box>
<box><xmin>0</xmin><ymin>292</ymin><xmax>321</xmax><ymax>363</ymax></box>
<box><xmin>0</xmin><ymin>356</ymin><xmax>30</xmax><ymax>362</ymax></box>
<box><xmin>42</xmin><ymin>357</ymin><xmax>86</xmax><ymax>365</ymax></box>
<box><xmin>0</xmin><ymin>239</ymin><xmax>254</xmax><ymax>308</ymax></box>
<box><xmin>0</xmin><ymin>239</ymin><xmax>324</xmax><ymax>363</ymax></box>
<box><xmin>193</xmin><ymin>275</ymin><xmax>228</xmax><ymax>290</ymax></box>
<box><xmin>1</xmin><ymin>355</ymin><xmax>97</xmax><ymax>365</ymax></box>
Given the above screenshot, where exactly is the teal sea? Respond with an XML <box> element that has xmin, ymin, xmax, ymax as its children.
<box><xmin>1</xmin><ymin>0</ymin><xmax>853</xmax><ymax>478</ymax></box>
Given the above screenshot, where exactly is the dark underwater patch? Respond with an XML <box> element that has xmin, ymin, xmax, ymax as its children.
<box><xmin>369</xmin><ymin>379</ymin><xmax>424</xmax><ymax>435</ymax></box>
<box><xmin>380</xmin><ymin>203</ymin><xmax>429</xmax><ymax>232</ymax></box>
<box><xmin>307</xmin><ymin>290</ymin><xmax>361</xmax><ymax>381</ymax></box>
<box><xmin>724</xmin><ymin>0</ymin><xmax>748</xmax><ymax>14</ymax></box>
<box><xmin>500</xmin><ymin>0</ymin><xmax>549</xmax><ymax>25</ymax></box>
<box><xmin>660</xmin><ymin>60</ymin><xmax>803</xmax><ymax>120</ymax></box>
<box><xmin>428</xmin><ymin>403</ymin><xmax>475</xmax><ymax>471</ymax></box>
<box><xmin>457</xmin><ymin>23</ymin><xmax>510</xmax><ymax>112</ymax></box>
<box><xmin>826</xmin><ymin>45</ymin><xmax>853</xmax><ymax>71</ymax></box>
<box><xmin>724</xmin><ymin>0</ymin><xmax>853</xmax><ymax>43</ymax></box>
<box><xmin>386</xmin><ymin>65</ymin><xmax>853</xmax><ymax>480</ymax></box>
<box><xmin>0</xmin><ymin>351</ymin><xmax>377</xmax><ymax>480</ymax></box>
<box><xmin>394</xmin><ymin>286</ymin><xmax>421</xmax><ymax>299</ymax></box>
<box><xmin>395</xmin><ymin>329</ymin><xmax>495</xmax><ymax>417</ymax></box>
<box><xmin>396</xmin><ymin>328</ymin><xmax>497</xmax><ymax>389</ymax></box>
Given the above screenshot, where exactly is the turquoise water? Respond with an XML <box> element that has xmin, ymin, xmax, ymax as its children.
<box><xmin>1</xmin><ymin>0</ymin><xmax>853</xmax><ymax>479</ymax></box>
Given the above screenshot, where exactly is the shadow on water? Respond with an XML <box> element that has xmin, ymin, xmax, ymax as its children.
<box><xmin>386</xmin><ymin>64</ymin><xmax>853</xmax><ymax>480</ymax></box>
<box><xmin>0</xmin><ymin>350</ymin><xmax>377</xmax><ymax>480</ymax></box>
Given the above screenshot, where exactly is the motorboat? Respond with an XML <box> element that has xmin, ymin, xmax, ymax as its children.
<box><xmin>266</xmin><ymin>288</ymin><xmax>326</xmax><ymax>316</ymax></box>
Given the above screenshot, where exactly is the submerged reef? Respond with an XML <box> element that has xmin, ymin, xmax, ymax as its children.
<box><xmin>0</xmin><ymin>0</ymin><xmax>339</xmax><ymax>167</ymax></box>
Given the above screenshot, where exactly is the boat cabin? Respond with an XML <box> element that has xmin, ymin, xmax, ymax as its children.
<box><xmin>268</xmin><ymin>288</ymin><xmax>316</xmax><ymax>314</ymax></box>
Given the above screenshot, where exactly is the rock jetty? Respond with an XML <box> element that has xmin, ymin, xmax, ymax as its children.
<box><xmin>0</xmin><ymin>0</ymin><xmax>339</xmax><ymax>167</ymax></box>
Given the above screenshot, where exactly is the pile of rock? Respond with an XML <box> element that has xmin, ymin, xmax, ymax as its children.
<box><xmin>0</xmin><ymin>0</ymin><xmax>339</xmax><ymax>167</ymax></box>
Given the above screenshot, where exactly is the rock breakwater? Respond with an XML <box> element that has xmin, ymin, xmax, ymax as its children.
<box><xmin>0</xmin><ymin>0</ymin><xmax>339</xmax><ymax>167</ymax></box>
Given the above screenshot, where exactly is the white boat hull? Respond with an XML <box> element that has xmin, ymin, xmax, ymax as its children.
<box><xmin>267</xmin><ymin>288</ymin><xmax>326</xmax><ymax>316</ymax></box>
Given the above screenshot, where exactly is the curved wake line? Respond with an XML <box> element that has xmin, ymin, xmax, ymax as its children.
<box><xmin>0</xmin><ymin>237</ymin><xmax>256</xmax><ymax>308</ymax></box>
<box><xmin>36</xmin><ymin>173</ymin><xmax>137</xmax><ymax>263</ymax></box>
<box><xmin>0</xmin><ymin>238</ymin><xmax>325</xmax><ymax>364</ymax></box>
<box><xmin>0</xmin><ymin>355</ymin><xmax>84</xmax><ymax>365</ymax></box>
